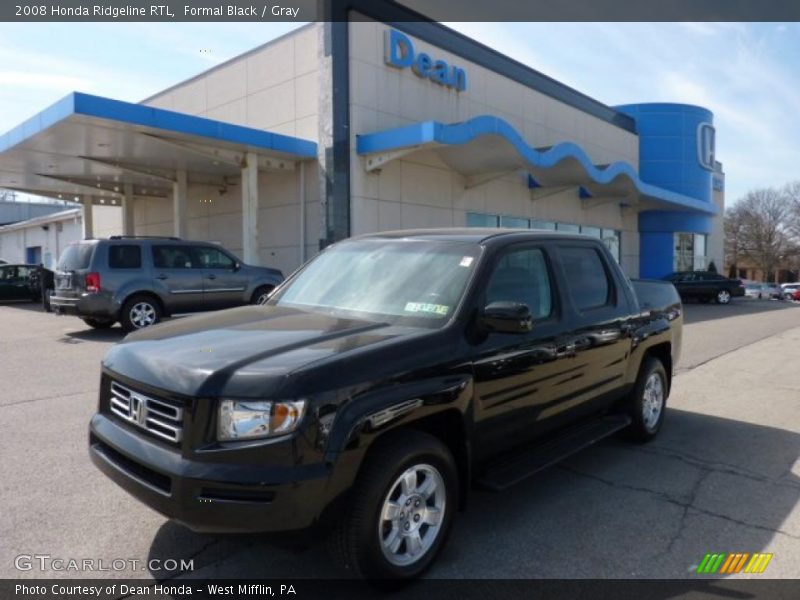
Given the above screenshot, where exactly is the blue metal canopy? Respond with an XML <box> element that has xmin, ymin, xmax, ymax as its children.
<box><xmin>0</xmin><ymin>92</ymin><xmax>317</xmax><ymax>204</ymax></box>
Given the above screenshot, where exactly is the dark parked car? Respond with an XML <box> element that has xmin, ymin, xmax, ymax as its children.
<box><xmin>662</xmin><ymin>270</ymin><xmax>745</xmax><ymax>304</ymax></box>
<box><xmin>89</xmin><ymin>229</ymin><xmax>682</xmax><ymax>581</ymax></box>
<box><xmin>51</xmin><ymin>236</ymin><xmax>284</xmax><ymax>331</ymax></box>
<box><xmin>0</xmin><ymin>263</ymin><xmax>40</xmax><ymax>302</ymax></box>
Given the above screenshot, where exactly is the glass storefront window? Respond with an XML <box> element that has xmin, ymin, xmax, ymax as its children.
<box><xmin>581</xmin><ymin>226</ymin><xmax>601</xmax><ymax>238</ymax></box>
<box><xmin>531</xmin><ymin>219</ymin><xmax>556</xmax><ymax>231</ymax></box>
<box><xmin>465</xmin><ymin>213</ymin><xmax>620</xmax><ymax>264</ymax></box>
<box><xmin>500</xmin><ymin>216</ymin><xmax>530</xmax><ymax>229</ymax></box>
<box><xmin>601</xmin><ymin>229</ymin><xmax>621</xmax><ymax>263</ymax></box>
<box><xmin>466</xmin><ymin>212</ymin><xmax>499</xmax><ymax>227</ymax></box>
<box><xmin>693</xmin><ymin>233</ymin><xmax>708</xmax><ymax>270</ymax></box>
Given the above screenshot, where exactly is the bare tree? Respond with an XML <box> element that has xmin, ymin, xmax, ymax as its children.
<box><xmin>736</xmin><ymin>187</ymin><xmax>794</xmax><ymax>281</ymax></box>
<box><xmin>785</xmin><ymin>181</ymin><xmax>800</xmax><ymax>244</ymax></box>
<box><xmin>724</xmin><ymin>204</ymin><xmax>746</xmax><ymax>278</ymax></box>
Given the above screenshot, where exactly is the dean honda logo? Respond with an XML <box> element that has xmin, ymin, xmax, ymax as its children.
<box><xmin>696</xmin><ymin>552</ymin><xmax>773</xmax><ymax>574</ymax></box>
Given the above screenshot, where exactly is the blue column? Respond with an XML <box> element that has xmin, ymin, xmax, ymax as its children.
<box><xmin>615</xmin><ymin>103</ymin><xmax>715</xmax><ymax>278</ymax></box>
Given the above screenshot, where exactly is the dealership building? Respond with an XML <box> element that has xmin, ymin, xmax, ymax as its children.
<box><xmin>0</xmin><ymin>8</ymin><xmax>724</xmax><ymax>278</ymax></box>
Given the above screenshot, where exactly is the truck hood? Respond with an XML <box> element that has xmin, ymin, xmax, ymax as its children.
<box><xmin>102</xmin><ymin>305</ymin><xmax>413</xmax><ymax>398</ymax></box>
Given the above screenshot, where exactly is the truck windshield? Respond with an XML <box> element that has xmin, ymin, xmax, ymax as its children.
<box><xmin>270</xmin><ymin>239</ymin><xmax>481</xmax><ymax>326</ymax></box>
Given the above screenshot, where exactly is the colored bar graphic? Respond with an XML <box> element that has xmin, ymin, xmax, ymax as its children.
<box><xmin>698</xmin><ymin>552</ymin><xmax>773</xmax><ymax>574</ymax></box>
<box><xmin>732</xmin><ymin>553</ymin><xmax>749</xmax><ymax>573</ymax></box>
<box><xmin>720</xmin><ymin>553</ymin><xmax>736</xmax><ymax>573</ymax></box>
<box><xmin>696</xmin><ymin>554</ymin><xmax>713</xmax><ymax>573</ymax></box>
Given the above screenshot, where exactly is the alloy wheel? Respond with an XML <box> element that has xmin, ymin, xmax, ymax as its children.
<box><xmin>642</xmin><ymin>372</ymin><xmax>664</xmax><ymax>431</ymax></box>
<box><xmin>130</xmin><ymin>302</ymin><xmax>157</xmax><ymax>328</ymax></box>
<box><xmin>378</xmin><ymin>464</ymin><xmax>446</xmax><ymax>567</ymax></box>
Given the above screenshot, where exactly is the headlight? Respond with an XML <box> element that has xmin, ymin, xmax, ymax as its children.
<box><xmin>217</xmin><ymin>399</ymin><xmax>306</xmax><ymax>441</ymax></box>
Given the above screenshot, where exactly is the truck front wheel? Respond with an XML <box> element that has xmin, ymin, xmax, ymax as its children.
<box><xmin>623</xmin><ymin>356</ymin><xmax>668</xmax><ymax>443</ymax></box>
<box><xmin>328</xmin><ymin>430</ymin><xmax>457</xmax><ymax>582</ymax></box>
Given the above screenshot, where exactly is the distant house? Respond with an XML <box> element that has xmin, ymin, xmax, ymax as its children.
<box><xmin>0</xmin><ymin>205</ymin><xmax>121</xmax><ymax>268</ymax></box>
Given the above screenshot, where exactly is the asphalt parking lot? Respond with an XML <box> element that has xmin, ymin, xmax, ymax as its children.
<box><xmin>1</xmin><ymin>298</ymin><xmax>799</xmax><ymax>581</ymax></box>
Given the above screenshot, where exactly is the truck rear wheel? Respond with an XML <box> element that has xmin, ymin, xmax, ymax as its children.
<box><xmin>82</xmin><ymin>317</ymin><xmax>115</xmax><ymax>329</ymax></box>
<box><xmin>623</xmin><ymin>356</ymin><xmax>668</xmax><ymax>443</ymax></box>
<box><xmin>120</xmin><ymin>294</ymin><xmax>162</xmax><ymax>332</ymax></box>
<box><xmin>328</xmin><ymin>430</ymin><xmax>457</xmax><ymax>582</ymax></box>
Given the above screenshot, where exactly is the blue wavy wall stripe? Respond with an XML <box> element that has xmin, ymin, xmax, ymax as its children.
<box><xmin>356</xmin><ymin>115</ymin><xmax>716</xmax><ymax>215</ymax></box>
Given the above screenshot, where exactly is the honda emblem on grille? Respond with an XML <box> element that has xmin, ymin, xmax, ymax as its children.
<box><xmin>130</xmin><ymin>394</ymin><xmax>147</xmax><ymax>427</ymax></box>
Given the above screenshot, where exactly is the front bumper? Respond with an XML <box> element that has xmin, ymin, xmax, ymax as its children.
<box><xmin>89</xmin><ymin>414</ymin><xmax>331</xmax><ymax>534</ymax></box>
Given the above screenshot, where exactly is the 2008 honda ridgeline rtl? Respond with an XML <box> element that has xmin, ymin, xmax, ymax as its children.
<box><xmin>89</xmin><ymin>229</ymin><xmax>682</xmax><ymax>580</ymax></box>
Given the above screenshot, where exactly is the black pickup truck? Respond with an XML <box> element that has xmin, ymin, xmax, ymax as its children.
<box><xmin>89</xmin><ymin>229</ymin><xmax>682</xmax><ymax>580</ymax></box>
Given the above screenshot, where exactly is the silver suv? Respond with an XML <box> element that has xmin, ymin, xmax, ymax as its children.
<box><xmin>51</xmin><ymin>237</ymin><xmax>284</xmax><ymax>331</ymax></box>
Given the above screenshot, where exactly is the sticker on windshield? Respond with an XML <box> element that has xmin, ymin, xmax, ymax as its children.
<box><xmin>404</xmin><ymin>302</ymin><xmax>450</xmax><ymax>316</ymax></box>
<box><xmin>459</xmin><ymin>256</ymin><xmax>474</xmax><ymax>267</ymax></box>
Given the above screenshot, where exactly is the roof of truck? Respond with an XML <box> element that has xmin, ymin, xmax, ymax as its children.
<box><xmin>357</xmin><ymin>228</ymin><xmax>593</xmax><ymax>244</ymax></box>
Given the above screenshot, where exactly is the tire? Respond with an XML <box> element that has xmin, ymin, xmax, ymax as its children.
<box><xmin>623</xmin><ymin>356</ymin><xmax>668</xmax><ymax>443</ymax></box>
<box><xmin>328</xmin><ymin>430</ymin><xmax>458</xmax><ymax>582</ymax></box>
<box><xmin>82</xmin><ymin>317</ymin><xmax>115</xmax><ymax>329</ymax></box>
<box><xmin>42</xmin><ymin>289</ymin><xmax>53</xmax><ymax>313</ymax></box>
<box><xmin>120</xmin><ymin>294</ymin><xmax>162</xmax><ymax>332</ymax></box>
<box><xmin>715</xmin><ymin>289</ymin><xmax>731</xmax><ymax>304</ymax></box>
<box><xmin>250</xmin><ymin>285</ymin><xmax>274</xmax><ymax>306</ymax></box>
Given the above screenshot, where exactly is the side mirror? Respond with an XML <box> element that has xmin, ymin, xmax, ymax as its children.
<box><xmin>233</xmin><ymin>262</ymin><xmax>241</xmax><ymax>272</ymax></box>
<box><xmin>480</xmin><ymin>301</ymin><xmax>533</xmax><ymax>334</ymax></box>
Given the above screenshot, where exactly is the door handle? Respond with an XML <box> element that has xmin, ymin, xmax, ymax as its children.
<box><xmin>206</xmin><ymin>274</ymin><xmax>217</xmax><ymax>280</ymax></box>
<box><xmin>554</xmin><ymin>342</ymin><xmax>577</xmax><ymax>358</ymax></box>
<box><xmin>156</xmin><ymin>274</ymin><xmax>168</xmax><ymax>280</ymax></box>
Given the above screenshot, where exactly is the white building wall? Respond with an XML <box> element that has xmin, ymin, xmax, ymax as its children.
<box><xmin>709</xmin><ymin>176</ymin><xmax>725</xmax><ymax>272</ymax></box>
<box><xmin>0</xmin><ymin>205</ymin><xmax>121</xmax><ymax>268</ymax></box>
<box><xmin>136</xmin><ymin>24</ymin><xmax>323</xmax><ymax>275</ymax></box>
<box><xmin>347</xmin><ymin>20</ymin><xmax>642</xmax><ymax>275</ymax></box>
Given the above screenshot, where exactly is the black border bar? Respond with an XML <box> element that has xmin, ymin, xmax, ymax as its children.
<box><xmin>4</xmin><ymin>0</ymin><xmax>800</xmax><ymax>22</ymax></box>
<box><xmin>3</xmin><ymin>578</ymin><xmax>800</xmax><ymax>600</ymax></box>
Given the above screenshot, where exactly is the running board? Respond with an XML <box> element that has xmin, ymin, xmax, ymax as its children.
<box><xmin>476</xmin><ymin>414</ymin><xmax>632</xmax><ymax>491</ymax></box>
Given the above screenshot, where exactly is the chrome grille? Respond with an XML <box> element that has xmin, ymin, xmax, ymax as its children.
<box><xmin>109</xmin><ymin>381</ymin><xmax>183</xmax><ymax>443</ymax></box>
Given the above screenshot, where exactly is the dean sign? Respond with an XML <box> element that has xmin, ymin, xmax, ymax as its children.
<box><xmin>384</xmin><ymin>29</ymin><xmax>468</xmax><ymax>92</ymax></box>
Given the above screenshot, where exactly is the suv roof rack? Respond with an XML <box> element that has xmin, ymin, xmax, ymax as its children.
<box><xmin>109</xmin><ymin>235</ymin><xmax>181</xmax><ymax>241</ymax></box>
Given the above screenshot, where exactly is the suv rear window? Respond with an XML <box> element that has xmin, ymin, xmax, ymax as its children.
<box><xmin>108</xmin><ymin>245</ymin><xmax>142</xmax><ymax>269</ymax></box>
<box><xmin>57</xmin><ymin>243</ymin><xmax>94</xmax><ymax>271</ymax></box>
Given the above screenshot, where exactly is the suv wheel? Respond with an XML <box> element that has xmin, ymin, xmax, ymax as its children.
<box><xmin>328</xmin><ymin>430</ymin><xmax>457</xmax><ymax>582</ymax></box>
<box><xmin>83</xmin><ymin>317</ymin><xmax>115</xmax><ymax>329</ymax></box>
<box><xmin>121</xmin><ymin>295</ymin><xmax>162</xmax><ymax>332</ymax></box>
<box><xmin>251</xmin><ymin>285</ymin><xmax>274</xmax><ymax>305</ymax></box>
<box><xmin>716</xmin><ymin>289</ymin><xmax>731</xmax><ymax>304</ymax></box>
<box><xmin>623</xmin><ymin>356</ymin><xmax>668</xmax><ymax>443</ymax></box>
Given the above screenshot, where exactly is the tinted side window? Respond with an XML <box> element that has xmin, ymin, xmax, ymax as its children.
<box><xmin>1</xmin><ymin>266</ymin><xmax>29</xmax><ymax>280</ymax></box>
<box><xmin>192</xmin><ymin>246</ymin><xmax>235</xmax><ymax>270</ymax></box>
<box><xmin>108</xmin><ymin>245</ymin><xmax>142</xmax><ymax>269</ymax></box>
<box><xmin>152</xmin><ymin>245</ymin><xmax>194</xmax><ymax>269</ymax></box>
<box><xmin>486</xmin><ymin>247</ymin><xmax>552</xmax><ymax>320</ymax></box>
<box><xmin>560</xmin><ymin>246</ymin><xmax>611</xmax><ymax>311</ymax></box>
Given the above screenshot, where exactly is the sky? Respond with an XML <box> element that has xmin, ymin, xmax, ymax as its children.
<box><xmin>0</xmin><ymin>21</ymin><xmax>797</xmax><ymax>204</ymax></box>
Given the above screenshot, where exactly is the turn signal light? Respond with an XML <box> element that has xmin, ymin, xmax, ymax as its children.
<box><xmin>85</xmin><ymin>272</ymin><xmax>101</xmax><ymax>293</ymax></box>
